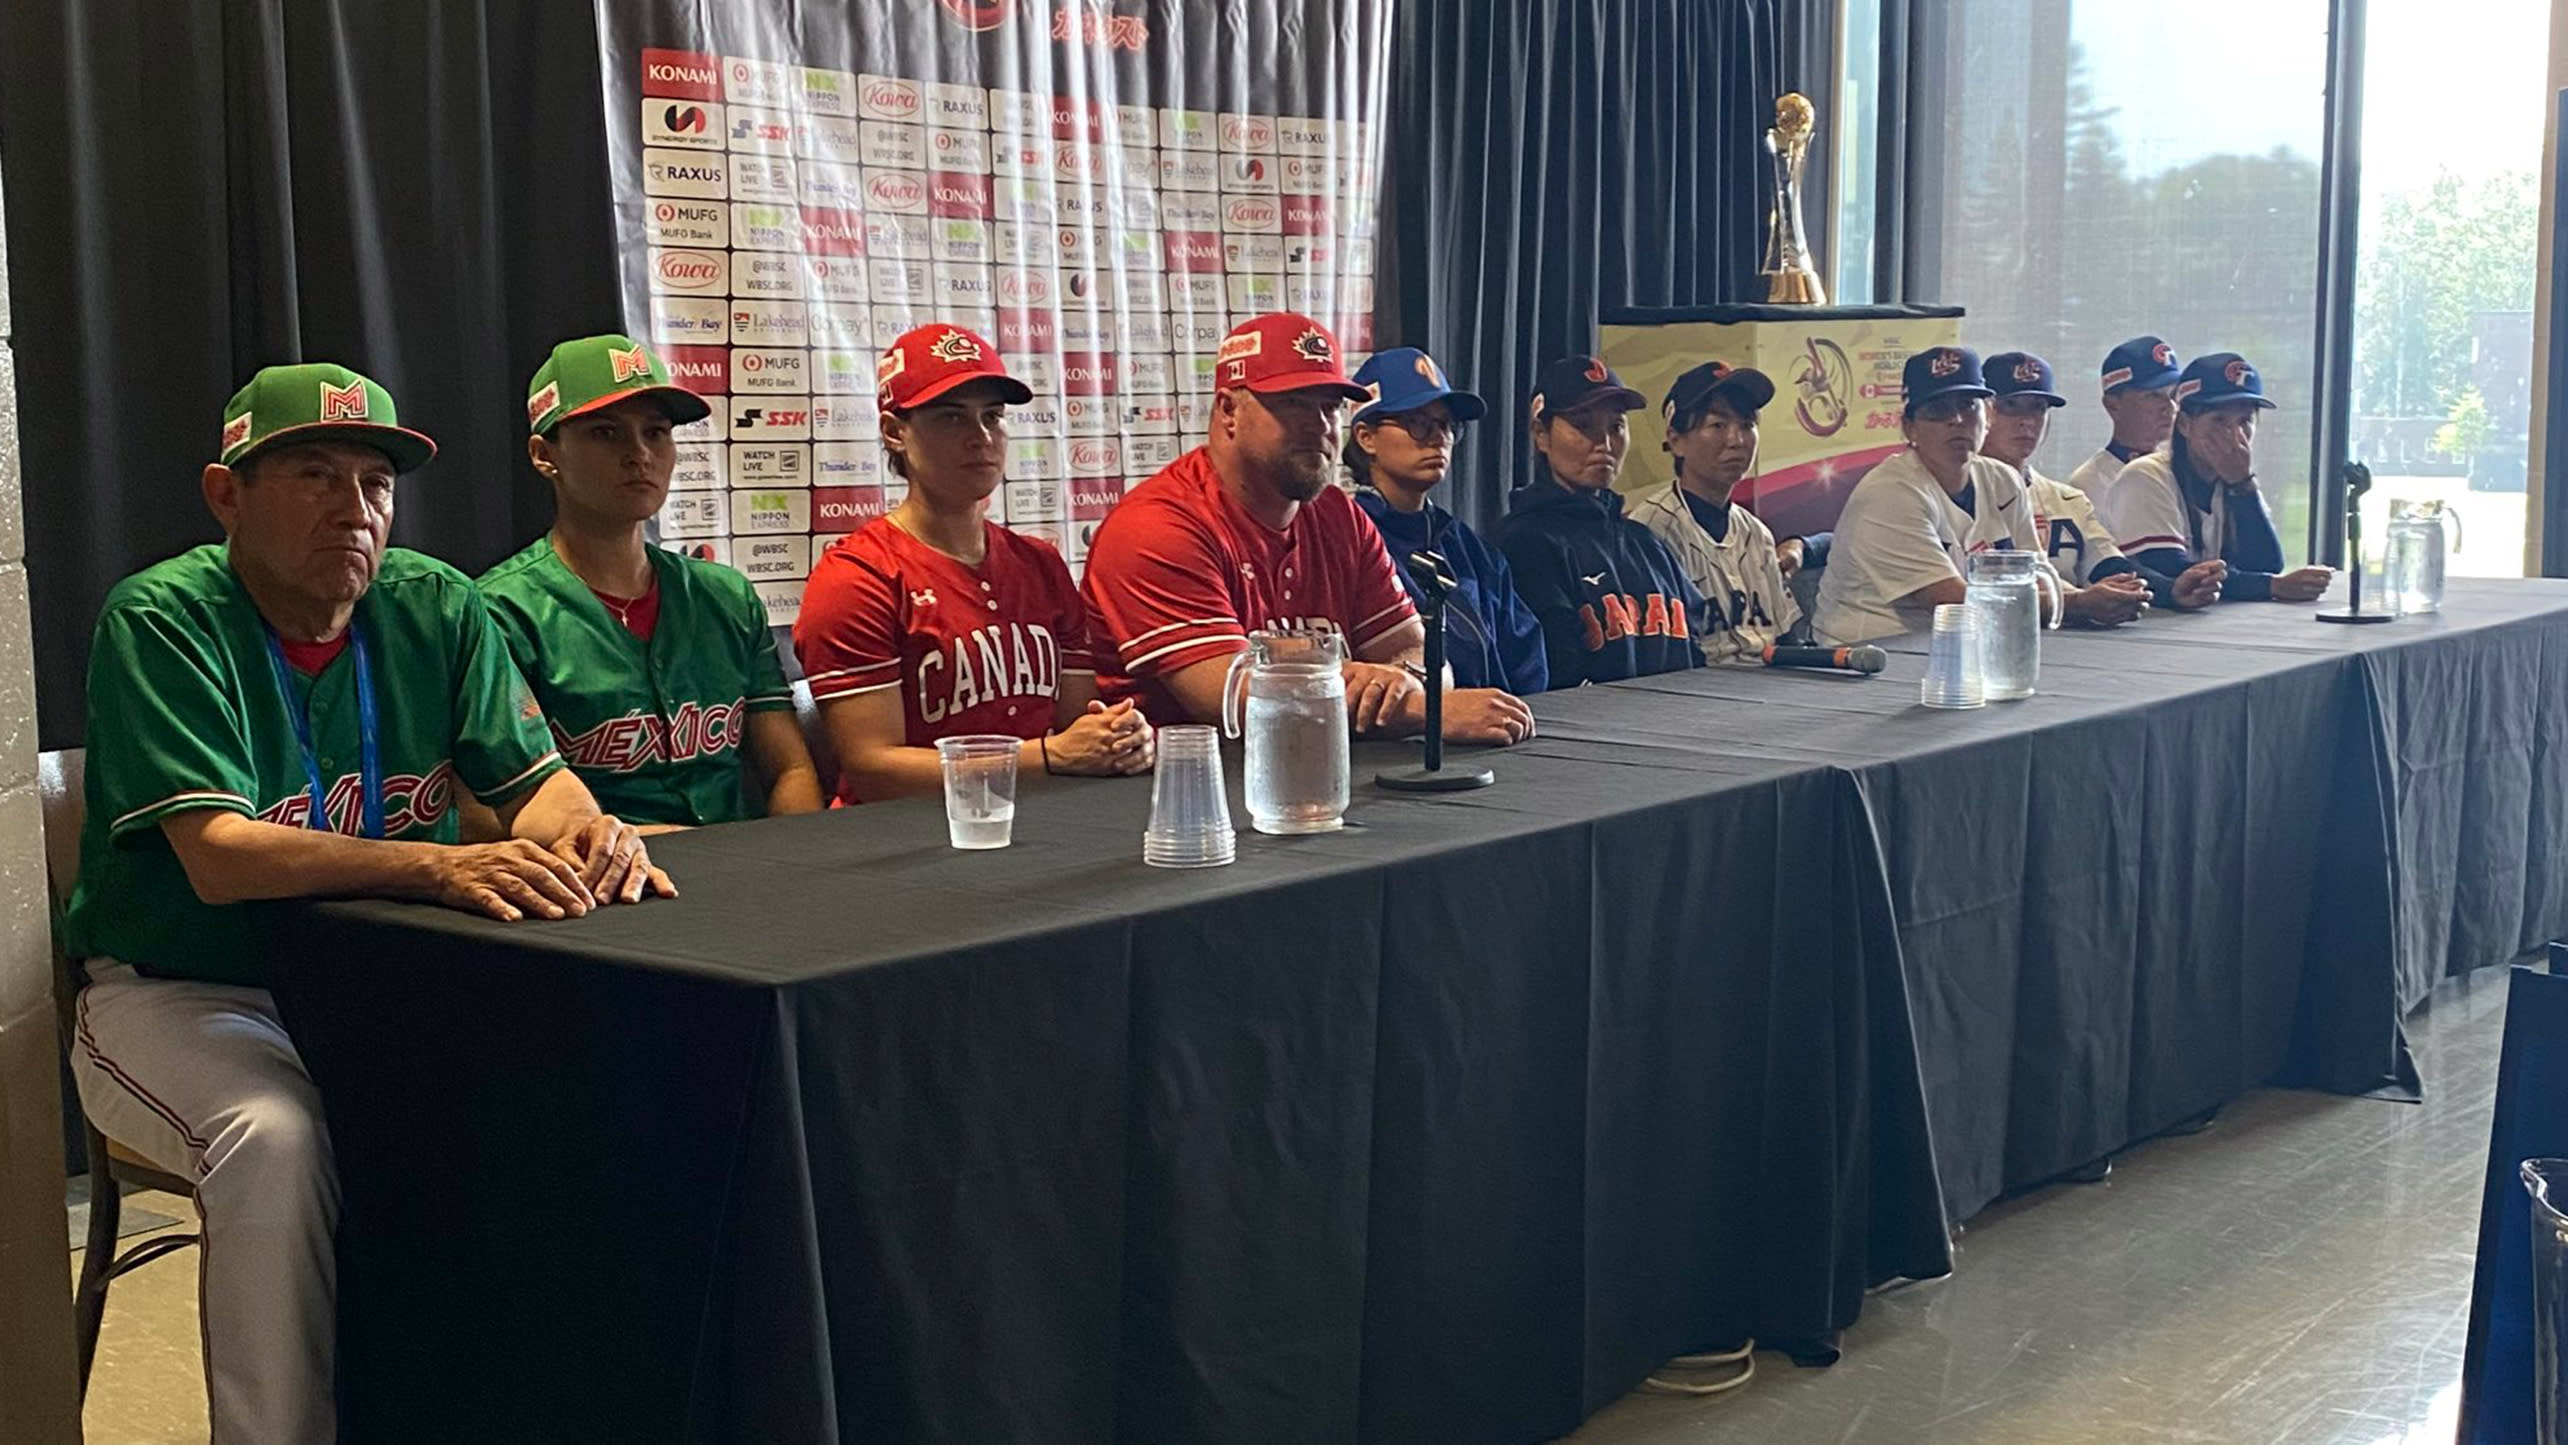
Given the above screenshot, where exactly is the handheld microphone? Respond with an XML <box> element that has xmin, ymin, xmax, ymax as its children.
<box><xmin>1762</xmin><ymin>643</ymin><xmax>1888</xmax><ymax>675</ymax></box>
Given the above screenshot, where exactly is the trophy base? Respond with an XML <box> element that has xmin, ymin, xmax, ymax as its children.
<box><xmin>2315</xmin><ymin>610</ymin><xmax>2393</xmax><ymax>625</ymax></box>
<box><xmin>1763</xmin><ymin>269</ymin><xmax>1826</xmax><ymax>305</ymax></box>
<box><xmin>1376</xmin><ymin>765</ymin><xmax>1496</xmax><ymax>793</ymax></box>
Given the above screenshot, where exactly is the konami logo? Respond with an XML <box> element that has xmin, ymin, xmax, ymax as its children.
<box><xmin>661</xmin><ymin>345</ymin><xmax>732</xmax><ymax>389</ymax></box>
<box><xmin>930</xmin><ymin>174</ymin><xmax>993</xmax><ymax>218</ymax></box>
<box><xmin>641</xmin><ymin>48</ymin><xmax>720</xmax><ymax>101</ymax></box>
<box><xmin>799</xmin><ymin>206</ymin><xmax>866</xmax><ymax>257</ymax></box>
<box><xmin>1061</xmin><ymin>352</ymin><xmax>1117</xmax><ymax>395</ymax></box>
<box><xmin>1164</xmin><ymin>230</ymin><xmax>1224</xmax><ymax>272</ymax></box>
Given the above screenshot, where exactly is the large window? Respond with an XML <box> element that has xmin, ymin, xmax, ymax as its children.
<box><xmin>1902</xmin><ymin>1</ymin><xmax>2332</xmax><ymax>556</ymax></box>
<box><xmin>2351</xmin><ymin>0</ymin><xmax>2551</xmax><ymax>577</ymax></box>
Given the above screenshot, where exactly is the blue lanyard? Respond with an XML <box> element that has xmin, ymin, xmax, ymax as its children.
<box><xmin>261</xmin><ymin>621</ymin><xmax>384</xmax><ymax>839</ymax></box>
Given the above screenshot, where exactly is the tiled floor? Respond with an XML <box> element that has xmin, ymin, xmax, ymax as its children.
<box><xmin>1573</xmin><ymin>970</ymin><xmax>2509</xmax><ymax>1445</ymax></box>
<box><xmin>68</xmin><ymin>973</ymin><xmax>2510</xmax><ymax>1445</ymax></box>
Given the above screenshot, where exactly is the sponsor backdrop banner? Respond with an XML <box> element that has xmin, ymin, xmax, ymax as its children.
<box><xmin>1601</xmin><ymin>305</ymin><xmax>1965</xmax><ymax>541</ymax></box>
<box><xmin>597</xmin><ymin>0</ymin><xmax>1391</xmax><ymax>626</ymax></box>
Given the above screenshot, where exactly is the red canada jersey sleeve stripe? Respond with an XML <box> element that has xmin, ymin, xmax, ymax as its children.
<box><xmin>1080</xmin><ymin>473</ymin><xmax>1250</xmax><ymax>692</ymax></box>
<box><xmin>792</xmin><ymin>530</ymin><xmax>907</xmax><ymax>701</ymax></box>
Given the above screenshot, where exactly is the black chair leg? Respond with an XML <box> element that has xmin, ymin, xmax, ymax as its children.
<box><xmin>73</xmin><ymin>1130</ymin><xmax>120</xmax><ymax>1395</ymax></box>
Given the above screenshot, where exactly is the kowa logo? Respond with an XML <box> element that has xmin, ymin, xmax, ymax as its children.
<box><xmin>868</xmin><ymin>171</ymin><xmax>926</xmax><ymax>208</ymax></box>
<box><xmin>655</xmin><ymin>250</ymin><xmax>722</xmax><ymax>288</ymax></box>
<box><xmin>862</xmin><ymin>79</ymin><xmax>920</xmax><ymax>117</ymax></box>
<box><xmin>937</xmin><ymin>0</ymin><xmax>1015</xmax><ymax>30</ymax></box>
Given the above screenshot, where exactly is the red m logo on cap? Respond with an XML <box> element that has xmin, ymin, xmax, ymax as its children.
<box><xmin>610</xmin><ymin>346</ymin><xmax>653</xmax><ymax>382</ymax></box>
<box><xmin>319</xmin><ymin>381</ymin><xmax>370</xmax><ymax>421</ymax></box>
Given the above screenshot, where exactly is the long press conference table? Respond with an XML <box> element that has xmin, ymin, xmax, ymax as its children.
<box><xmin>266</xmin><ymin>578</ymin><xmax>2568</xmax><ymax>1444</ymax></box>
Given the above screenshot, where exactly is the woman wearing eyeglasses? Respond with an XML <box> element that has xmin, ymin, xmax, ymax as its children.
<box><xmin>1495</xmin><ymin>354</ymin><xmax>1705</xmax><ymax>685</ymax></box>
<box><xmin>1345</xmin><ymin>348</ymin><xmax>1549</xmax><ymax>694</ymax></box>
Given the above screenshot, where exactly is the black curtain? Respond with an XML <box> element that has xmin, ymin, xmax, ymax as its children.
<box><xmin>0</xmin><ymin>0</ymin><xmax>621</xmax><ymax>748</ymax></box>
<box><xmin>1375</xmin><ymin>0</ymin><xmax>1833</xmax><ymax>535</ymax></box>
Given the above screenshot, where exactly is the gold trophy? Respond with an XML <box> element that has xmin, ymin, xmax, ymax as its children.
<box><xmin>1761</xmin><ymin>93</ymin><xmax>1826</xmax><ymax>305</ymax></box>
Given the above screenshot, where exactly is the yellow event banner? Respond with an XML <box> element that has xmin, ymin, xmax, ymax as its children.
<box><xmin>1600</xmin><ymin>305</ymin><xmax>1963</xmax><ymax>540</ymax></box>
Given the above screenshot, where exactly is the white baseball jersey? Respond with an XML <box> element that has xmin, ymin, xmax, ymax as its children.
<box><xmin>1812</xmin><ymin>450</ymin><xmax>2043</xmax><ymax>644</ymax></box>
<box><xmin>2063</xmin><ymin>446</ymin><xmax>2131</xmax><ymax>501</ymax></box>
<box><xmin>2094</xmin><ymin>450</ymin><xmax>2237</xmax><ymax>563</ymax></box>
<box><xmin>2024</xmin><ymin>468</ymin><xmax>2124</xmax><ymax>586</ymax></box>
<box><xmin>1624</xmin><ymin>479</ymin><xmax>1801</xmax><ymax>664</ymax></box>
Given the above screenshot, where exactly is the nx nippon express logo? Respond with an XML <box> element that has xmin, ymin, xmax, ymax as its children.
<box><xmin>938</xmin><ymin>0</ymin><xmax>1015</xmax><ymax>30</ymax></box>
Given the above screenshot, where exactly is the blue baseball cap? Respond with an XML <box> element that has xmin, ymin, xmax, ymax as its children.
<box><xmin>1900</xmin><ymin>345</ymin><xmax>1992</xmax><ymax>416</ymax></box>
<box><xmin>1351</xmin><ymin>348</ymin><xmax>1485</xmax><ymax>424</ymax></box>
<box><xmin>1983</xmin><ymin>351</ymin><xmax>2066</xmax><ymax>408</ymax></box>
<box><xmin>2100</xmin><ymin>335</ymin><xmax>2180</xmax><ymax>394</ymax></box>
<box><xmin>2174</xmin><ymin>351</ymin><xmax>2276</xmax><ymax>412</ymax></box>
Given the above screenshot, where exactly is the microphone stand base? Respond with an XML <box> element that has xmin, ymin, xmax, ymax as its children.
<box><xmin>2314</xmin><ymin>611</ymin><xmax>2393</xmax><ymax>625</ymax></box>
<box><xmin>1376</xmin><ymin>765</ymin><xmax>1496</xmax><ymax>792</ymax></box>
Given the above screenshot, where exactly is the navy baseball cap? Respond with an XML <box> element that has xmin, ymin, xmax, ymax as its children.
<box><xmin>1663</xmin><ymin>359</ymin><xmax>1777</xmax><ymax>423</ymax></box>
<box><xmin>1900</xmin><ymin>346</ymin><xmax>1992</xmax><ymax>415</ymax></box>
<box><xmin>1531</xmin><ymin>354</ymin><xmax>1645</xmax><ymax>420</ymax></box>
<box><xmin>1984</xmin><ymin>351</ymin><xmax>2066</xmax><ymax>408</ymax></box>
<box><xmin>1352</xmin><ymin>348</ymin><xmax>1486</xmax><ymax>424</ymax></box>
<box><xmin>2100</xmin><ymin>335</ymin><xmax>2181</xmax><ymax>394</ymax></box>
<box><xmin>2174</xmin><ymin>352</ymin><xmax>2276</xmax><ymax>412</ymax></box>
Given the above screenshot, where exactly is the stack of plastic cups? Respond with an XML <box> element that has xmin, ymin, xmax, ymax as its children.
<box><xmin>1919</xmin><ymin>603</ymin><xmax>1986</xmax><ymax>709</ymax></box>
<box><xmin>1143</xmin><ymin>725</ymin><xmax>1237</xmax><ymax>868</ymax></box>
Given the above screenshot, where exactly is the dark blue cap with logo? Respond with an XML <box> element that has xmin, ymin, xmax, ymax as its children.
<box><xmin>2174</xmin><ymin>351</ymin><xmax>2276</xmax><ymax>412</ymax></box>
<box><xmin>1663</xmin><ymin>359</ymin><xmax>1777</xmax><ymax>423</ymax></box>
<box><xmin>1351</xmin><ymin>347</ymin><xmax>1486</xmax><ymax>424</ymax></box>
<box><xmin>1900</xmin><ymin>345</ymin><xmax>1992</xmax><ymax>415</ymax></box>
<box><xmin>1531</xmin><ymin>354</ymin><xmax>1646</xmax><ymax>419</ymax></box>
<box><xmin>2100</xmin><ymin>335</ymin><xmax>2181</xmax><ymax>394</ymax></box>
<box><xmin>1983</xmin><ymin>351</ymin><xmax>2066</xmax><ymax>408</ymax></box>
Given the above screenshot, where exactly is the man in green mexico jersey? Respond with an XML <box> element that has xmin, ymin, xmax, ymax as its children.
<box><xmin>62</xmin><ymin>362</ymin><xmax>674</xmax><ymax>1442</ymax></box>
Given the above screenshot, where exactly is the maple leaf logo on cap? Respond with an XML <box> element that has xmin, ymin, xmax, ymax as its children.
<box><xmin>609</xmin><ymin>345</ymin><xmax>652</xmax><ymax>383</ymax></box>
<box><xmin>1291</xmin><ymin>328</ymin><xmax>1332</xmax><ymax>364</ymax></box>
<box><xmin>1928</xmin><ymin>350</ymin><xmax>1962</xmax><ymax>378</ymax></box>
<box><xmin>928</xmin><ymin>329</ymin><xmax>983</xmax><ymax>365</ymax></box>
<box><xmin>2152</xmin><ymin>341</ymin><xmax>2175</xmax><ymax>366</ymax></box>
<box><xmin>2224</xmin><ymin>358</ymin><xmax>2252</xmax><ymax>386</ymax></box>
<box><xmin>1582</xmin><ymin>357</ymin><xmax>1608</xmax><ymax>383</ymax></box>
<box><xmin>319</xmin><ymin>380</ymin><xmax>371</xmax><ymax>421</ymax></box>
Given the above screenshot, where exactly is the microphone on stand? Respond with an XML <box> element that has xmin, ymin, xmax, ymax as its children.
<box><xmin>1762</xmin><ymin>642</ymin><xmax>1889</xmax><ymax>674</ymax></box>
<box><xmin>1377</xmin><ymin>550</ymin><xmax>1496</xmax><ymax>793</ymax></box>
<box><xmin>2317</xmin><ymin>460</ymin><xmax>2393</xmax><ymax>625</ymax></box>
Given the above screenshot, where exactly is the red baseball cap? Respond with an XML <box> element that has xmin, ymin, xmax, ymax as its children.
<box><xmin>876</xmin><ymin>323</ymin><xmax>1033</xmax><ymax>411</ymax></box>
<box><xmin>1214</xmin><ymin>312</ymin><xmax>1370</xmax><ymax>401</ymax></box>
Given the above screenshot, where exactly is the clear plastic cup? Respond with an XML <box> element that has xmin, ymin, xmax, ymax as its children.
<box><xmin>1919</xmin><ymin>603</ymin><xmax>1987</xmax><ymax>710</ymax></box>
<box><xmin>936</xmin><ymin>735</ymin><xmax>1020</xmax><ymax>850</ymax></box>
<box><xmin>1143</xmin><ymin>725</ymin><xmax>1237</xmax><ymax>868</ymax></box>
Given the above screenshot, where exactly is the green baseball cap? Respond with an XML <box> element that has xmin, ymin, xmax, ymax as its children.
<box><xmin>526</xmin><ymin>334</ymin><xmax>711</xmax><ymax>435</ymax></box>
<box><xmin>219</xmin><ymin>363</ymin><xmax>439</xmax><ymax>475</ymax></box>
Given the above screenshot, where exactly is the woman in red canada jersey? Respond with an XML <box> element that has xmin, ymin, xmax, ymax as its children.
<box><xmin>793</xmin><ymin>322</ymin><xmax>1153</xmax><ymax>802</ymax></box>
